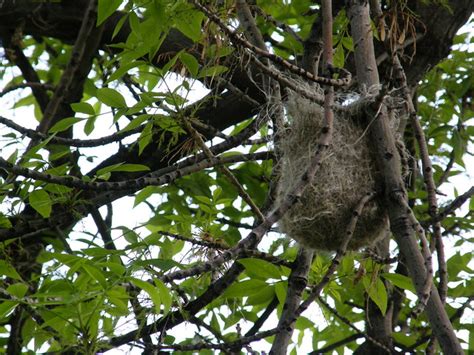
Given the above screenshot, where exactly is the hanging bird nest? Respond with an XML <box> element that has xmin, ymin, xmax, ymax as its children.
<box><xmin>277</xmin><ymin>93</ymin><xmax>397</xmax><ymax>251</ymax></box>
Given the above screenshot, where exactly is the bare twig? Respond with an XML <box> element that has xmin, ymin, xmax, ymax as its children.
<box><xmin>181</xmin><ymin>116</ymin><xmax>265</xmax><ymax>221</ymax></box>
<box><xmin>437</xmin><ymin>148</ymin><xmax>456</xmax><ymax>186</ymax></box>
<box><xmin>0</xmin><ymin>152</ymin><xmax>272</xmax><ymax>194</ymax></box>
<box><xmin>428</xmin><ymin>186</ymin><xmax>474</xmax><ymax>225</ymax></box>
<box><xmin>370</xmin><ymin>0</ymin><xmax>437</xmax><ymax>313</ymax></box>
<box><xmin>0</xmin><ymin>115</ymin><xmax>143</xmax><ymax>147</ymax></box>
<box><xmin>236</xmin><ymin>0</ymin><xmax>267</xmax><ymax>51</ymax></box>
<box><xmin>244</xmin><ymin>296</ymin><xmax>279</xmax><ymax>337</ymax></box>
<box><xmin>309</xmin><ymin>334</ymin><xmax>364</xmax><ymax>354</ymax></box>
<box><xmin>389</xmin><ymin>52</ymin><xmax>442</xmax><ymax>308</ymax></box>
<box><xmin>251</xmin><ymin>5</ymin><xmax>303</xmax><ymax>45</ymax></box>
<box><xmin>317</xmin><ymin>296</ymin><xmax>391</xmax><ymax>354</ymax></box>
<box><xmin>0</xmin><ymin>82</ymin><xmax>54</xmax><ymax>98</ymax></box>
<box><xmin>190</xmin><ymin>0</ymin><xmax>351</xmax><ymax>88</ymax></box>
<box><xmin>28</xmin><ymin>0</ymin><xmax>102</xmax><ymax>142</ymax></box>
<box><xmin>2</xmin><ymin>38</ymin><xmax>50</xmax><ymax>112</ymax></box>
<box><xmin>411</xmin><ymin>110</ymin><xmax>446</xmax><ymax>302</ymax></box>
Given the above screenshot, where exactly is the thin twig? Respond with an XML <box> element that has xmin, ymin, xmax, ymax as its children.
<box><xmin>437</xmin><ymin>148</ymin><xmax>456</xmax><ymax>186</ymax></box>
<box><xmin>427</xmin><ymin>186</ymin><xmax>474</xmax><ymax>225</ymax></box>
<box><xmin>0</xmin><ymin>82</ymin><xmax>54</xmax><ymax>98</ymax></box>
<box><xmin>0</xmin><ymin>152</ymin><xmax>272</xmax><ymax>193</ymax></box>
<box><xmin>251</xmin><ymin>5</ymin><xmax>303</xmax><ymax>45</ymax></box>
<box><xmin>410</xmin><ymin>111</ymin><xmax>447</xmax><ymax>303</ymax></box>
<box><xmin>363</xmin><ymin>249</ymin><xmax>399</xmax><ymax>264</ymax></box>
<box><xmin>0</xmin><ymin>115</ymin><xmax>143</xmax><ymax>147</ymax></box>
<box><xmin>28</xmin><ymin>0</ymin><xmax>102</xmax><ymax>141</ymax></box>
<box><xmin>309</xmin><ymin>334</ymin><xmax>364</xmax><ymax>354</ymax></box>
<box><xmin>190</xmin><ymin>0</ymin><xmax>351</xmax><ymax>88</ymax></box>
<box><xmin>159</xmin><ymin>231</ymin><xmax>228</xmax><ymax>250</ymax></box>
<box><xmin>317</xmin><ymin>296</ymin><xmax>391</xmax><ymax>354</ymax></box>
<box><xmin>244</xmin><ymin>296</ymin><xmax>279</xmax><ymax>337</ymax></box>
<box><xmin>181</xmin><ymin>116</ymin><xmax>265</xmax><ymax>221</ymax></box>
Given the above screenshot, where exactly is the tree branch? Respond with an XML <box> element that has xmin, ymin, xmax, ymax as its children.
<box><xmin>0</xmin><ymin>152</ymin><xmax>272</xmax><ymax>195</ymax></box>
<box><xmin>347</xmin><ymin>1</ymin><xmax>462</xmax><ymax>353</ymax></box>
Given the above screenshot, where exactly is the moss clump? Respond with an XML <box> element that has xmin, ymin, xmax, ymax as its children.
<box><xmin>277</xmin><ymin>96</ymin><xmax>390</xmax><ymax>251</ymax></box>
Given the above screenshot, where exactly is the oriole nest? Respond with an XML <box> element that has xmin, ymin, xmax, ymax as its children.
<box><xmin>277</xmin><ymin>94</ymin><xmax>399</xmax><ymax>251</ymax></box>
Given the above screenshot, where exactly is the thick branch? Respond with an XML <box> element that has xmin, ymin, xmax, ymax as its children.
<box><xmin>347</xmin><ymin>1</ymin><xmax>462</xmax><ymax>353</ymax></box>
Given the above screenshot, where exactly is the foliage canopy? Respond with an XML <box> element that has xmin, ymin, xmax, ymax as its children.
<box><xmin>0</xmin><ymin>0</ymin><xmax>472</xmax><ymax>354</ymax></box>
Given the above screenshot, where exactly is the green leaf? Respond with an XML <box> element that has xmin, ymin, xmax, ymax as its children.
<box><xmin>129</xmin><ymin>11</ymin><xmax>141</xmax><ymax>40</ymax></box>
<box><xmin>222</xmin><ymin>279</ymin><xmax>268</xmax><ymax>298</ymax></box>
<box><xmin>29</xmin><ymin>189</ymin><xmax>52</xmax><ymax>218</ymax></box>
<box><xmin>162</xmin><ymin>53</ymin><xmax>180</xmax><ymax>74</ymax></box>
<box><xmin>246</xmin><ymin>285</ymin><xmax>275</xmax><ymax>305</ymax></box>
<box><xmin>129</xmin><ymin>277</ymin><xmax>161</xmax><ymax>314</ymax></box>
<box><xmin>99</xmin><ymin>260</ymin><xmax>126</xmax><ymax>276</ymax></box>
<box><xmin>363</xmin><ymin>275</ymin><xmax>388</xmax><ymax>315</ymax></box>
<box><xmin>84</xmin><ymin>115</ymin><xmax>97</xmax><ymax>136</ymax></box>
<box><xmin>97</xmin><ymin>0</ymin><xmax>122</xmax><ymax>26</ymax></box>
<box><xmin>447</xmin><ymin>252</ymin><xmax>472</xmax><ymax>280</ymax></box>
<box><xmin>382</xmin><ymin>273</ymin><xmax>416</xmax><ymax>293</ymax></box>
<box><xmin>0</xmin><ymin>260</ymin><xmax>22</xmax><ymax>280</ymax></box>
<box><xmin>180</xmin><ymin>52</ymin><xmax>199</xmax><ymax>77</ymax></box>
<box><xmin>134</xmin><ymin>186</ymin><xmax>161</xmax><ymax>207</ymax></box>
<box><xmin>96</xmin><ymin>87</ymin><xmax>127</xmax><ymax>108</ymax></box>
<box><xmin>107</xmin><ymin>61</ymin><xmax>142</xmax><ymax>84</ymax></box>
<box><xmin>197</xmin><ymin>65</ymin><xmax>228</xmax><ymax>78</ymax></box>
<box><xmin>341</xmin><ymin>36</ymin><xmax>354</xmax><ymax>51</ymax></box>
<box><xmin>70</xmin><ymin>102</ymin><xmax>95</xmax><ymax>115</ymax></box>
<box><xmin>238</xmin><ymin>258</ymin><xmax>282</xmax><ymax>280</ymax></box>
<box><xmin>194</xmin><ymin>195</ymin><xmax>212</xmax><ymax>205</ymax></box>
<box><xmin>174</xmin><ymin>6</ymin><xmax>204</xmax><ymax>42</ymax></box>
<box><xmin>96</xmin><ymin>163</ymin><xmax>150</xmax><ymax>177</ymax></box>
<box><xmin>334</xmin><ymin>44</ymin><xmax>345</xmax><ymax>68</ymax></box>
<box><xmin>82</xmin><ymin>264</ymin><xmax>107</xmax><ymax>289</ymax></box>
<box><xmin>0</xmin><ymin>213</ymin><xmax>12</xmax><ymax>229</ymax></box>
<box><xmin>295</xmin><ymin>316</ymin><xmax>313</xmax><ymax>331</ymax></box>
<box><xmin>112</xmin><ymin>13</ymin><xmax>129</xmax><ymax>39</ymax></box>
<box><xmin>274</xmin><ymin>281</ymin><xmax>287</xmax><ymax>305</ymax></box>
<box><xmin>120</xmin><ymin>114</ymin><xmax>151</xmax><ymax>133</ymax></box>
<box><xmin>49</xmin><ymin>117</ymin><xmax>84</xmax><ymax>133</ymax></box>
<box><xmin>12</xmin><ymin>95</ymin><xmax>35</xmax><ymax>109</ymax></box>
<box><xmin>7</xmin><ymin>283</ymin><xmax>28</xmax><ymax>298</ymax></box>
<box><xmin>106</xmin><ymin>286</ymin><xmax>129</xmax><ymax>315</ymax></box>
<box><xmin>155</xmin><ymin>279</ymin><xmax>172</xmax><ymax>315</ymax></box>
<box><xmin>0</xmin><ymin>301</ymin><xmax>18</xmax><ymax>320</ymax></box>
<box><xmin>138</xmin><ymin>121</ymin><xmax>153</xmax><ymax>155</ymax></box>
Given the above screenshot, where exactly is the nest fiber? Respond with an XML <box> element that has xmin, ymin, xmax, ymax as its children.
<box><xmin>278</xmin><ymin>95</ymin><xmax>390</xmax><ymax>251</ymax></box>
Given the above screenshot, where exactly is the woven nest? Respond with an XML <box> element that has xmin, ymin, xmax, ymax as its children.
<box><xmin>277</xmin><ymin>95</ymin><xmax>391</xmax><ymax>251</ymax></box>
